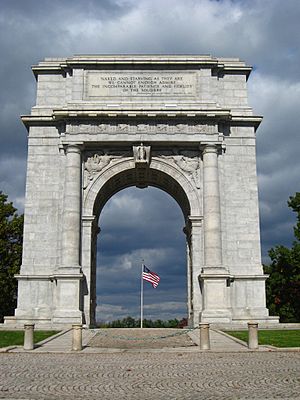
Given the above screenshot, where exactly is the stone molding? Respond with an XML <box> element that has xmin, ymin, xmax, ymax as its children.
<box><xmin>15</xmin><ymin>274</ymin><xmax>84</xmax><ymax>280</ymax></box>
<box><xmin>66</xmin><ymin>122</ymin><xmax>218</xmax><ymax>135</ymax></box>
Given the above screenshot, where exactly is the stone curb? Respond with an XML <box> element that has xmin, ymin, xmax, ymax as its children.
<box><xmin>0</xmin><ymin>345</ymin><xmax>18</xmax><ymax>353</ymax></box>
<box><xmin>1</xmin><ymin>330</ymin><xmax>69</xmax><ymax>353</ymax></box>
<box><xmin>6</xmin><ymin>348</ymin><xmax>300</xmax><ymax>355</ymax></box>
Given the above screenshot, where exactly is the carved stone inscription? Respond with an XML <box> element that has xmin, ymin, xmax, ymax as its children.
<box><xmin>85</xmin><ymin>71</ymin><xmax>196</xmax><ymax>98</ymax></box>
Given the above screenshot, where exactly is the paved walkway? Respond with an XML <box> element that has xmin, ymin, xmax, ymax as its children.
<box><xmin>9</xmin><ymin>328</ymin><xmax>250</xmax><ymax>353</ymax></box>
<box><xmin>1</xmin><ymin>329</ymin><xmax>299</xmax><ymax>399</ymax></box>
<box><xmin>0</xmin><ymin>351</ymin><xmax>299</xmax><ymax>399</ymax></box>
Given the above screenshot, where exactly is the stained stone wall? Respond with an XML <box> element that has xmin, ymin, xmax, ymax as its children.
<box><xmin>5</xmin><ymin>55</ymin><xmax>278</xmax><ymax>328</ymax></box>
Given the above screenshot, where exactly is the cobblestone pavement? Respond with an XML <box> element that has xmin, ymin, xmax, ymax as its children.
<box><xmin>0</xmin><ymin>352</ymin><xmax>299</xmax><ymax>399</ymax></box>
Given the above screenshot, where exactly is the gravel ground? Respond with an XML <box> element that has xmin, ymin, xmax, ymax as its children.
<box><xmin>88</xmin><ymin>328</ymin><xmax>197</xmax><ymax>349</ymax></box>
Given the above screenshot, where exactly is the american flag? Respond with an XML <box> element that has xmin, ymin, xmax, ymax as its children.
<box><xmin>142</xmin><ymin>265</ymin><xmax>160</xmax><ymax>288</ymax></box>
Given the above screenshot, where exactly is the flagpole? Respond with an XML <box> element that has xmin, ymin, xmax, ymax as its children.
<box><xmin>140</xmin><ymin>261</ymin><xmax>144</xmax><ymax>328</ymax></box>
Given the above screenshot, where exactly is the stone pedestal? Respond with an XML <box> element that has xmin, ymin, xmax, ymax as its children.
<box><xmin>199</xmin><ymin>274</ymin><xmax>232</xmax><ymax>323</ymax></box>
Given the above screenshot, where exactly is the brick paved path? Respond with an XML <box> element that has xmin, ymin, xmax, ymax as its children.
<box><xmin>0</xmin><ymin>352</ymin><xmax>299</xmax><ymax>399</ymax></box>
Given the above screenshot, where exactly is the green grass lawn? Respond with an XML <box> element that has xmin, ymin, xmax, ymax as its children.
<box><xmin>226</xmin><ymin>330</ymin><xmax>300</xmax><ymax>348</ymax></box>
<box><xmin>0</xmin><ymin>331</ymin><xmax>59</xmax><ymax>348</ymax></box>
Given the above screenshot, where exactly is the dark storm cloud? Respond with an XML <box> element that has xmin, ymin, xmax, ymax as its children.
<box><xmin>0</xmin><ymin>0</ymin><xmax>299</xmax><ymax>319</ymax></box>
<box><xmin>248</xmin><ymin>73</ymin><xmax>300</xmax><ymax>260</ymax></box>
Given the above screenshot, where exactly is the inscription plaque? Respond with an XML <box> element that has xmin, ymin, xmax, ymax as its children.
<box><xmin>85</xmin><ymin>71</ymin><xmax>197</xmax><ymax>98</ymax></box>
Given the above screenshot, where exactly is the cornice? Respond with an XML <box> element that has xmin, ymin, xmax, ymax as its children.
<box><xmin>31</xmin><ymin>55</ymin><xmax>252</xmax><ymax>80</ymax></box>
<box><xmin>21</xmin><ymin>109</ymin><xmax>262</xmax><ymax>130</ymax></box>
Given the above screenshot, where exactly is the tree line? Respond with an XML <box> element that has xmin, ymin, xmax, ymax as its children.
<box><xmin>0</xmin><ymin>190</ymin><xmax>299</xmax><ymax>323</ymax></box>
<box><xmin>96</xmin><ymin>316</ymin><xmax>187</xmax><ymax>328</ymax></box>
<box><xmin>263</xmin><ymin>192</ymin><xmax>300</xmax><ymax>322</ymax></box>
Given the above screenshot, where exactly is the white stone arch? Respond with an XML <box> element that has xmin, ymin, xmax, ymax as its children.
<box><xmin>83</xmin><ymin>157</ymin><xmax>202</xmax><ymax>218</ymax></box>
<box><xmin>81</xmin><ymin>156</ymin><xmax>203</xmax><ymax>326</ymax></box>
<box><xmin>10</xmin><ymin>54</ymin><xmax>276</xmax><ymax>330</ymax></box>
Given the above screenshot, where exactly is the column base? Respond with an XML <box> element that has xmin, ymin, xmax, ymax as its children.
<box><xmin>201</xmin><ymin>266</ymin><xmax>229</xmax><ymax>274</ymax></box>
<box><xmin>52</xmin><ymin>310</ymin><xmax>83</xmax><ymax>325</ymax></box>
<box><xmin>4</xmin><ymin>315</ymin><xmax>52</xmax><ymax>328</ymax></box>
<box><xmin>200</xmin><ymin>309</ymin><xmax>232</xmax><ymax>324</ymax></box>
<box><xmin>199</xmin><ymin>271</ymin><xmax>232</xmax><ymax>324</ymax></box>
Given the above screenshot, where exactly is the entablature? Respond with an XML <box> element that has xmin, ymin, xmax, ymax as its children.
<box><xmin>31</xmin><ymin>54</ymin><xmax>252</xmax><ymax>80</ymax></box>
<box><xmin>21</xmin><ymin>108</ymin><xmax>262</xmax><ymax>134</ymax></box>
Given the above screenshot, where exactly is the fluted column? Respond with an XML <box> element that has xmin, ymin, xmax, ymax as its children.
<box><xmin>202</xmin><ymin>144</ymin><xmax>222</xmax><ymax>270</ymax></box>
<box><xmin>61</xmin><ymin>144</ymin><xmax>82</xmax><ymax>269</ymax></box>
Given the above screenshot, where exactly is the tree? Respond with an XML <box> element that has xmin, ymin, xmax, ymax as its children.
<box><xmin>0</xmin><ymin>192</ymin><xmax>23</xmax><ymax>322</ymax></box>
<box><xmin>264</xmin><ymin>193</ymin><xmax>300</xmax><ymax>322</ymax></box>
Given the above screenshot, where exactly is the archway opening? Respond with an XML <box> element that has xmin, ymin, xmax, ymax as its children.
<box><xmin>95</xmin><ymin>186</ymin><xmax>187</xmax><ymax>326</ymax></box>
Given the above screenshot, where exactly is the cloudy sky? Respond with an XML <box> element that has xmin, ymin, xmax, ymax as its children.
<box><xmin>0</xmin><ymin>0</ymin><xmax>299</xmax><ymax>322</ymax></box>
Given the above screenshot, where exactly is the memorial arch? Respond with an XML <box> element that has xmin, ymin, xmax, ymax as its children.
<box><xmin>83</xmin><ymin>153</ymin><xmax>200</xmax><ymax>325</ymax></box>
<box><xmin>5</xmin><ymin>55</ymin><xmax>278</xmax><ymax>328</ymax></box>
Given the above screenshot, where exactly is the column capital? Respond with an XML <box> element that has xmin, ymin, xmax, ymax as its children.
<box><xmin>65</xmin><ymin>143</ymin><xmax>84</xmax><ymax>155</ymax></box>
<box><xmin>201</xmin><ymin>142</ymin><xmax>225</xmax><ymax>155</ymax></box>
<box><xmin>61</xmin><ymin>141</ymin><xmax>84</xmax><ymax>153</ymax></box>
<box><xmin>201</xmin><ymin>144</ymin><xmax>219</xmax><ymax>156</ymax></box>
<box><xmin>82</xmin><ymin>215</ymin><xmax>96</xmax><ymax>224</ymax></box>
<box><xmin>187</xmin><ymin>215</ymin><xmax>203</xmax><ymax>227</ymax></box>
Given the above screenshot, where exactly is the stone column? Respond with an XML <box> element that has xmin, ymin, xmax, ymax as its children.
<box><xmin>188</xmin><ymin>216</ymin><xmax>203</xmax><ymax>327</ymax></box>
<box><xmin>200</xmin><ymin>144</ymin><xmax>231</xmax><ymax>323</ymax></box>
<box><xmin>185</xmin><ymin>236</ymin><xmax>193</xmax><ymax>326</ymax></box>
<box><xmin>53</xmin><ymin>144</ymin><xmax>83</xmax><ymax>325</ymax></box>
<box><xmin>202</xmin><ymin>144</ymin><xmax>222</xmax><ymax>269</ymax></box>
<box><xmin>61</xmin><ymin>144</ymin><xmax>82</xmax><ymax>269</ymax></box>
<box><xmin>81</xmin><ymin>215</ymin><xmax>98</xmax><ymax>327</ymax></box>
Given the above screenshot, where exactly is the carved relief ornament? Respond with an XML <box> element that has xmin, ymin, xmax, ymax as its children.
<box><xmin>157</xmin><ymin>150</ymin><xmax>201</xmax><ymax>189</ymax></box>
<box><xmin>67</xmin><ymin>123</ymin><xmax>216</xmax><ymax>135</ymax></box>
<box><xmin>133</xmin><ymin>144</ymin><xmax>151</xmax><ymax>166</ymax></box>
<box><xmin>83</xmin><ymin>151</ymin><xmax>127</xmax><ymax>188</ymax></box>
